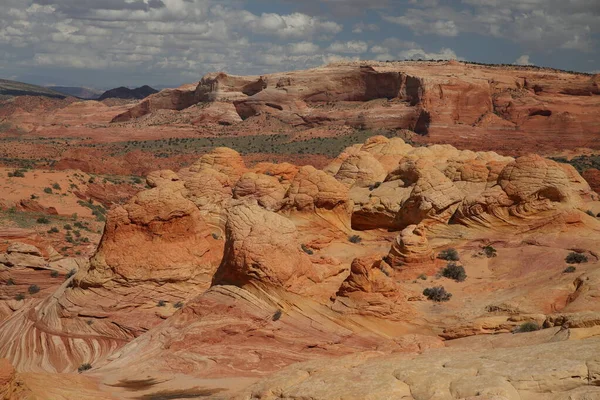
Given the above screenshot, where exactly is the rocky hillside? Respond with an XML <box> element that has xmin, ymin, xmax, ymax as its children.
<box><xmin>1</xmin><ymin>136</ymin><xmax>599</xmax><ymax>398</ymax></box>
<box><xmin>97</xmin><ymin>85</ymin><xmax>158</xmax><ymax>101</ymax></box>
<box><xmin>47</xmin><ymin>86</ymin><xmax>103</xmax><ymax>100</ymax></box>
<box><xmin>113</xmin><ymin>61</ymin><xmax>600</xmax><ymax>154</ymax></box>
<box><xmin>0</xmin><ymin>79</ymin><xmax>67</xmax><ymax>99</ymax></box>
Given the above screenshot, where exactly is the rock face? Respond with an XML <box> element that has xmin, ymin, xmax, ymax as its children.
<box><xmin>0</xmin><ymin>138</ymin><xmax>599</xmax><ymax>398</ymax></box>
<box><xmin>111</xmin><ymin>61</ymin><xmax>600</xmax><ymax>156</ymax></box>
<box><xmin>387</xmin><ymin>224</ymin><xmax>434</xmax><ymax>267</ymax></box>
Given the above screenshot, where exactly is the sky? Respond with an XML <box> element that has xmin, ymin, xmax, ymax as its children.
<box><xmin>0</xmin><ymin>0</ymin><xmax>599</xmax><ymax>89</ymax></box>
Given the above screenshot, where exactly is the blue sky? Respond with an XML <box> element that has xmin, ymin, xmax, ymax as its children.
<box><xmin>0</xmin><ymin>0</ymin><xmax>598</xmax><ymax>88</ymax></box>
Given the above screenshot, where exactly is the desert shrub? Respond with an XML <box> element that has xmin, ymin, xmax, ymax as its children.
<box><xmin>157</xmin><ymin>300</ymin><xmax>167</xmax><ymax>307</ymax></box>
<box><xmin>86</xmin><ymin>320</ymin><xmax>93</xmax><ymax>325</ymax></box>
<box><xmin>301</xmin><ymin>244</ymin><xmax>314</xmax><ymax>255</ymax></box>
<box><xmin>423</xmin><ymin>286</ymin><xmax>452</xmax><ymax>302</ymax></box>
<box><xmin>565</xmin><ymin>252</ymin><xmax>588</xmax><ymax>264</ymax></box>
<box><xmin>586</xmin><ymin>210</ymin><xmax>595</xmax><ymax>217</ymax></box>
<box><xmin>174</xmin><ymin>301</ymin><xmax>184</xmax><ymax>309</ymax></box>
<box><xmin>52</xmin><ymin>183</ymin><xmax>61</xmax><ymax>190</ymax></box>
<box><xmin>441</xmin><ymin>262</ymin><xmax>467</xmax><ymax>282</ymax></box>
<box><xmin>28</xmin><ymin>284</ymin><xmax>40</xmax><ymax>294</ymax></box>
<box><xmin>516</xmin><ymin>322</ymin><xmax>540</xmax><ymax>333</ymax></box>
<box><xmin>64</xmin><ymin>224</ymin><xmax>72</xmax><ymax>230</ymax></box>
<box><xmin>8</xmin><ymin>169</ymin><xmax>25</xmax><ymax>178</ymax></box>
<box><xmin>438</xmin><ymin>248</ymin><xmax>459</xmax><ymax>261</ymax></box>
<box><xmin>65</xmin><ymin>268</ymin><xmax>76</xmax><ymax>279</ymax></box>
<box><xmin>482</xmin><ymin>245</ymin><xmax>497</xmax><ymax>258</ymax></box>
<box><xmin>88</xmin><ymin>177</ymin><xmax>95</xmax><ymax>184</ymax></box>
<box><xmin>418</xmin><ymin>274</ymin><xmax>427</xmax><ymax>280</ymax></box>
<box><xmin>50</xmin><ymin>270</ymin><xmax>59</xmax><ymax>278</ymax></box>
<box><xmin>48</xmin><ymin>227</ymin><xmax>59</xmax><ymax>234</ymax></box>
<box><xmin>132</xmin><ymin>176</ymin><xmax>142</xmax><ymax>184</ymax></box>
<box><xmin>78</xmin><ymin>363</ymin><xmax>92</xmax><ymax>373</ymax></box>
<box><xmin>36</xmin><ymin>216</ymin><xmax>50</xmax><ymax>224</ymax></box>
<box><xmin>272</xmin><ymin>309</ymin><xmax>283</xmax><ymax>321</ymax></box>
<box><xmin>368</xmin><ymin>182</ymin><xmax>382</xmax><ymax>191</ymax></box>
<box><xmin>30</xmin><ymin>194</ymin><xmax>38</xmax><ymax>200</ymax></box>
<box><xmin>211</xmin><ymin>232</ymin><xmax>220</xmax><ymax>240</ymax></box>
<box><xmin>348</xmin><ymin>235</ymin><xmax>362</xmax><ymax>244</ymax></box>
<box><xmin>6</xmin><ymin>278</ymin><xmax>15</xmax><ymax>285</ymax></box>
<box><xmin>563</xmin><ymin>266</ymin><xmax>577</xmax><ymax>273</ymax></box>
<box><xmin>15</xmin><ymin>293</ymin><xmax>25</xmax><ymax>301</ymax></box>
<box><xmin>43</xmin><ymin>187</ymin><xmax>53</xmax><ymax>194</ymax></box>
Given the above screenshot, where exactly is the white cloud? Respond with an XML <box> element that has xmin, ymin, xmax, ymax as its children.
<box><xmin>383</xmin><ymin>1</ymin><xmax>599</xmax><ymax>52</ymax></box>
<box><xmin>289</xmin><ymin>41</ymin><xmax>320</xmax><ymax>54</ymax></box>
<box><xmin>352</xmin><ymin>22</ymin><xmax>380</xmax><ymax>33</ymax></box>
<box><xmin>398</xmin><ymin>47</ymin><xmax>459</xmax><ymax>61</ymax></box>
<box><xmin>328</xmin><ymin>40</ymin><xmax>368</xmax><ymax>54</ymax></box>
<box><xmin>514</xmin><ymin>55</ymin><xmax>533</xmax><ymax>65</ymax></box>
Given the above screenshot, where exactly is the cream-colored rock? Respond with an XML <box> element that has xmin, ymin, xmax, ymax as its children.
<box><xmin>334</xmin><ymin>151</ymin><xmax>387</xmax><ymax>187</ymax></box>
<box><xmin>287</xmin><ymin>165</ymin><xmax>349</xmax><ymax>211</ymax></box>
<box><xmin>189</xmin><ymin>147</ymin><xmax>246</xmax><ymax>181</ymax></box>
<box><xmin>146</xmin><ymin>169</ymin><xmax>180</xmax><ymax>188</ymax></box>
<box><xmin>387</xmin><ymin>224</ymin><xmax>434</xmax><ymax>267</ymax></box>
<box><xmin>233</xmin><ymin>172</ymin><xmax>286</xmax><ymax>211</ymax></box>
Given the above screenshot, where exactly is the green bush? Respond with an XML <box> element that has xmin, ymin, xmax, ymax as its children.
<box><xmin>48</xmin><ymin>227</ymin><xmax>59</xmax><ymax>234</ymax></box>
<box><xmin>52</xmin><ymin>183</ymin><xmax>61</xmax><ymax>190</ymax></box>
<box><xmin>28</xmin><ymin>284</ymin><xmax>40</xmax><ymax>294</ymax></box>
<box><xmin>43</xmin><ymin>187</ymin><xmax>53</xmax><ymax>194</ymax></box>
<box><xmin>64</xmin><ymin>224</ymin><xmax>72</xmax><ymax>230</ymax></box>
<box><xmin>438</xmin><ymin>248</ymin><xmax>459</xmax><ymax>261</ymax></box>
<box><xmin>272</xmin><ymin>309</ymin><xmax>283</xmax><ymax>321</ymax></box>
<box><xmin>8</xmin><ymin>169</ymin><xmax>25</xmax><ymax>178</ymax></box>
<box><xmin>157</xmin><ymin>300</ymin><xmax>167</xmax><ymax>307</ymax></box>
<box><xmin>516</xmin><ymin>322</ymin><xmax>540</xmax><ymax>333</ymax></box>
<box><xmin>15</xmin><ymin>293</ymin><xmax>25</xmax><ymax>301</ymax></box>
<box><xmin>348</xmin><ymin>235</ymin><xmax>362</xmax><ymax>244</ymax></box>
<box><xmin>6</xmin><ymin>278</ymin><xmax>15</xmax><ymax>286</ymax></box>
<box><xmin>36</xmin><ymin>217</ymin><xmax>50</xmax><ymax>224</ymax></box>
<box><xmin>65</xmin><ymin>268</ymin><xmax>77</xmax><ymax>279</ymax></box>
<box><xmin>50</xmin><ymin>270</ymin><xmax>59</xmax><ymax>278</ymax></box>
<box><xmin>78</xmin><ymin>363</ymin><xmax>92</xmax><ymax>373</ymax></box>
<box><xmin>441</xmin><ymin>262</ymin><xmax>467</xmax><ymax>282</ymax></box>
<box><xmin>586</xmin><ymin>210</ymin><xmax>595</xmax><ymax>217</ymax></box>
<box><xmin>482</xmin><ymin>245</ymin><xmax>497</xmax><ymax>258</ymax></box>
<box><xmin>565</xmin><ymin>252</ymin><xmax>588</xmax><ymax>264</ymax></box>
<box><xmin>301</xmin><ymin>244</ymin><xmax>314</xmax><ymax>255</ymax></box>
<box><xmin>418</xmin><ymin>274</ymin><xmax>427</xmax><ymax>280</ymax></box>
<box><xmin>563</xmin><ymin>266</ymin><xmax>577</xmax><ymax>273</ymax></box>
<box><xmin>174</xmin><ymin>301</ymin><xmax>184</xmax><ymax>309</ymax></box>
<box><xmin>423</xmin><ymin>286</ymin><xmax>452</xmax><ymax>302</ymax></box>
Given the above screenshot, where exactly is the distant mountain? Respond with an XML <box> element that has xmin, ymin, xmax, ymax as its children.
<box><xmin>98</xmin><ymin>85</ymin><xmax>158</xmax><ymax>101</ymax></box>
<box><xmin>47</xmin><ymin>86</ymin><xmax>103</xmax><ymax>100</ymax></box>
<box><xmin>0</xmin><ymin>79</ymin><xmax>67</xmax><ymax>99</ymax></box>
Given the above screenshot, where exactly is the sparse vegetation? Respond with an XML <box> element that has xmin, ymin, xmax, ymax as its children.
<box><xmin>52</xmin><ymin>183</ymin><xmax>61</xmax><ymax>190</ymax></box>
<box><xmin>516</xmin><ymin>322</ymin><xmax>540</xmax><ymax>333</ymax></box>
<box><xmin>438</xmin><ymin>248</ymin><xmax>459</xmax><ymax>261</ymax></box>
<box><xmin>6</xmin><ymin>278</ymin><xmax>15</xmax><ymax>285</ymax></box>
<box><xmin>272</xmin><ymin>309</ymin><xmax>283</xmax><ymax>321</ymax></box>
<box><xmin>36</xmin><ymin>216</ymin><xmax>50</xmax><ymax>224</ymax></box>
<box><xmin>64</xmin><ymin>224</ymin><xmax>72</xmax><ymax>230</ymax></box>
<box><xmin>563</xmin><ymin>266</ymin><xmax>577</xmax><ymax>273</ymax></box>
<box><xmin>43</xmin><ymin>187</ymin><xmax>53</xmax><ymax>194</ymax></box>
<box><xmin>441</xmin><ymin>262</ymin><xmax>467</xmax><ymax>282</ymax></box>
<box><xmin>48</xmin><ymin>226</ymin><xmax>59</xmax><ymax>233</ymax></box>
<box><xmin>77</xmin><ymin>200</ymin><xmax>107</xmax><ymax>222</ymax></box>
<box><xmin>28</xmin><ymin>284</ymin><xmax>40</xmax><ymax>294</ymax></box>
<box><xmin>157</xmin><ymin>300</ymin><xmax>167</xmax><ymax>307</ymax></box>
<box><xmin>423</xmin><ymin>286</ymin><xmax>452</xmax><ymax>302</ymax></box>
<box><xmin>8</xmin><ymin>169</ymin><xmax>25</xmax><ymax>178</ymax></box>
<box><xmin>482</xmin><ymin>245</ymin><xmax>497</xmax><ymax>258</ymax></box>
<box><xmin>65</xmin><ymin>268</ymin><xmax>76</xmax><ymax>279</ymax></box>
<box><xmin>586</xmin><ymin>210</ymin><xmax>596</xmax><ymax>217</ymax></box>
<box><xmin>368</xmin><ymin>181</ymin><xmax>382</xmax><ymax>191</ymax></box>
<box><xmin>418</xmin><ymin>274</ymin><xmax>427</xmax><ymax>280</ymax></box>
<box><xmin>15</xmin><ymin>293</ymin><xmax>25</xmax><ymax>301</ymax></box>
<box><xmin>174</xmin><ymin>301</ymin><xmax>184</xmax><ymax>309</ymax></box>
<box><xmin>50</xmin><ymin>270</ymin><xmax>59</xmax><ymax>278</ymax></box>
<box><xmin>211</xmin><ymin>232</ymin><xmax>220</xmax><ymax>240</ymax></box>
<box><xmin>78</xmin><ymin>363</ymin><xmax>92</xmax><ymax>373</ymax></box>
<box><xmin>301</xmin><ymin>244</ymin><xmax>314</xmax><ymax>255</ymax></box>
<box><xmin>565</xmin><ymin>252</ymin><xmax>588</xmax><ymax>264</ymax></box>
<box><xmin>348</xmin><ymin>235</ymin><xmax>362</xmax><ymax>244</ymax></box>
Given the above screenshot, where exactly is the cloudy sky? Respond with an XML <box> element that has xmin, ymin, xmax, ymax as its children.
<box><xmin>1</xmin><ymin>0</ymin><xmax>598</xmax><ymax>88</ymax></box>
